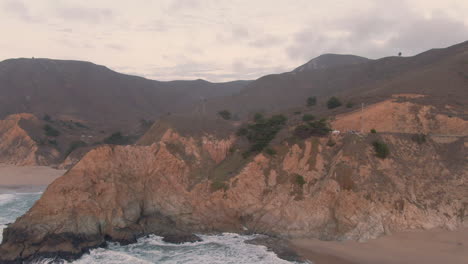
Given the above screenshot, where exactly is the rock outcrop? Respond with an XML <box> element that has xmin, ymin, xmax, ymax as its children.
<box><xmin>0</xmin><ymin>114</ymin><xmax>59</xmax><ymax>166</ymax></box>
<box><xmin>1</xmin><ymin>105</ymin><xmax>467</xmax><ymax>262</ymax></box>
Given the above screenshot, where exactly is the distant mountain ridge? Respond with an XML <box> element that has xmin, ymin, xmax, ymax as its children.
<box><xmin>0</xmin><ymin>58</ymin><xmax>250</xmax><ymax>128</ymax></box>
<box><xmin>293</xmin><ymin>54</ymin><xmax>370</xmax><ymax>72</ymax></box>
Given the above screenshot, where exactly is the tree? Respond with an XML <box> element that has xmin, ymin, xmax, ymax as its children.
<box><xmin>398</xmin><ymin>52</ymin><xmax>402</xmax><ymax>57</ymax></box>
<box><xmin>302</xmin><ymin>114</ymin><xmax>315</xmax><ymax>121</ymax></box>
<box><xmin>307</xmin><ymin>96</ymin><xmax>317</xmax><ymax>107</ymax></box>
<box><xmin>43</xmin><ymin>124</ymin><xmax>60</xmax><ymax>137</ymax></box>
<box><xmin>373</xmin><ymin>140</ymin><xmax>390</xmax><ymax>159</ymax></box>
<box><xmin>327</xmin><ymin>96</ymin><xmax>342</xmax><ymax>109</ymax></box>
<box><xmin>218</xmin><ymin>110</ymin><xmax>231</xmax><ymax>120</ymax></box>
<box><xmin>253</xmin><ymin>113</ymin><xmax>264</xmax><ymax>122</ymax></box>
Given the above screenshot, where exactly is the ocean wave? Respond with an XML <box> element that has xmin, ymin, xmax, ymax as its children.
<box><xmin>70</xmin><ymin>233</ymin><xmax>295</xmax><ymax>264</ymax></box>
<box><xmin>1</xmin><ymin>193</ymin><xmax>298</xmax><ymax>264</ymax></box>
<box><xmin>0</xmin><ymin>193</ymin><xmax>16</xmax><ymax>206</ymax></box>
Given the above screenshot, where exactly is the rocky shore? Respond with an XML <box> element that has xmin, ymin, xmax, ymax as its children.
<box><xmin>1</xmin><ymin>110</ymin><xmax>467</xmax><ymax>263</ymax></box>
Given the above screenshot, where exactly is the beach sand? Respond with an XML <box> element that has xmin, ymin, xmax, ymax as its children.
<box><xmin>290</xmin><ymin>228</ymin><xmax>468</xmax><ymax>264</ymax></box>
<box><xmin>0</xmin><ymin>164</ymin><xmax>65</xmax><ymax>192</ymax></box>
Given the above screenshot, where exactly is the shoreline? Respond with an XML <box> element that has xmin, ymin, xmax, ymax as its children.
<box><xmin>0</xmin><ymin>164</ymin><xmax>65</xmax><ymax>191</ymax></box>
<box><xmin>288</xmin><ymin>227</ymin><xmax>468</xmax><ymax>264</ymax></box>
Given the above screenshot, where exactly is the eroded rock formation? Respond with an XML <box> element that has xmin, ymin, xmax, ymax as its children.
<box><xmin>1</xmin><ymin>103</ymin><xmax>467</xmax><ymax>263</ymax></box>
<box><xmin>0</xmin><ymin>114</ymin><xmax>59</xmax><ymax>166</ymax></box>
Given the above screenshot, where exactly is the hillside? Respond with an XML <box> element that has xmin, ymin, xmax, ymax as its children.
<box><xmin>202</xmin><ymin>41</ymin><xmax>468</xmax><ymax>119</ymax></box>
<box><xmin>0</xmin><ymin>58</ymin><xmax>249</xmax><ymax>129</ymax></box>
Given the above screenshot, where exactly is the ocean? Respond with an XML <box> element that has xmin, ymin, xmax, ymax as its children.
<box><xmin>0</xmin><ymin>191</ymin><xmax>300</xmax><ymax>264</ymax></box>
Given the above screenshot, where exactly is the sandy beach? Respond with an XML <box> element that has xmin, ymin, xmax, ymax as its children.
<box><xmin>0</xmin><ymin>164</ymin><xmax>65</xmax><ymax>192</ymax></box>
<box><xmin>290</xmin><ymin>228</ymin><xmax>468</xmax><ymax>264</ymax></box>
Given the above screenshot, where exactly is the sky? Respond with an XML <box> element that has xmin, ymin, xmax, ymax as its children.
<box><xmin>1</xmin><ymin>0</ymin><xmax>468</xmax><ymax>82</ymax></box>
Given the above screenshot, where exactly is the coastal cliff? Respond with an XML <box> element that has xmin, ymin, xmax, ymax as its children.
<box><xmin>1</xmin><ymin>100</ymin><xmax>467</xmax><ymax>262</ymax></box>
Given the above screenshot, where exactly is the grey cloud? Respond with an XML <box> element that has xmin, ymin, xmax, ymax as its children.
<box><xmin>249</xmin><ymin>34</ymin><xmax>284</xmax><ymax>48</ymax></box>
<box><xmin>106</xmin><ymin>44</ymin><xmax>125</xmax><ymax>51</ymax></box>
<box><xmin>287</xmin><ymin>1</ymin><xmax>468</xmax><ymax>61</ymax></box>
<box><xmin>2</xmin><ymin>0</ymin><xmax>40</xmax><ymax>22</ymax></box>
<box><xmin>137</xmin><ymin>20</ymin><xmax>168</xmax><ymax>32</ymax></box>
<box><xmin>55</xmin><ymin>6</ymin><xmax>113</xmax><ymax>24</ymax></box>
<box><xmin>168</xmin><ymin>0</ymin><xmax>202</xmax><ymax>12</ymax></box>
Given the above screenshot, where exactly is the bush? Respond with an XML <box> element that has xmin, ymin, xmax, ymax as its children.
<box><xmin>302</xmin><ymin>114</ymin><xmax>315</xmax><ymax>122</ymax></box>
<box><xmin>411</xmin><ymin>134</ymin><xmax>426</xmax><ymax>144</ymax></box>
<box><xmin>211</xmin><ymin>181</ymin><xmax>228</xmax><ymax>192</ymax></box>
<box><xmin>294</xmin><ymin>174</ymin><xmax>306</xmax><ymax>187</ymax></box>
<box><xmin>327</xmin><ymin>96</ymin><xmax>342</xmax><ymax>109</ymax></box>
<box><xmin>294</xmin><ymin>119</ymin><xmax>331</xmax><ymax>139</ymax></box>
<box><xmin>43</xmin><ymin>124</ymin><xmax>60</xmax><ymax>137</ymax></box>
<box><xmin>43</xmin><ymin>114</ymin><xmax>51</xmax><ymax>122</ymax></box>
<box><xmin>370</xmin><ymin>129</ymin><xmax>377</xmax><ymax>133</ymax></box>
<box><xmin>236</xmin><ymin>127</ymin><xmax>248</xmax><ymax>136</ymax></box>
<box><xmin>238</xmin><ymin>114</ymin><xmax>287</xmax><ymax>156</ymax></box>
<box><xmin>346</xmin><ymin>102</ymin><xmax>354</xmax><ymax>108</ymax></box>
<box><xmin>307</xmin><ymin>96</ymin><xmax>317</xmax><ymax>107</ymax></box>
<box><xmin>293</xmin><ymin>111</ymin><xmax>302</xmax><ymax>115</ymax></box>
<box><xmin>327</xmin><ymin>138</ymin><xmax>336</xmax><ymax>147</ymax></box>
<box><xmin>218</xmin><ymin>110</ymin><xmax>231</xmax><ymax>120</ymax></box>
<box><xmin>103</xmin><ymin>132</ymin><xmax>131</xmax><ymax>145</ymax></box>
<box><xmin>264</xmin><ymin>147</ymin><xmax>276</xmax><ymax>156</ymax></box>
<box><xmin>253</xmin><ymin>113</ymin><xmax>264</xmax><ymax>122</ymax></box>
<box><xmin>373</xmin><ymin>140</ymin><xmax>390</xmax><ymax>159</ymax></box>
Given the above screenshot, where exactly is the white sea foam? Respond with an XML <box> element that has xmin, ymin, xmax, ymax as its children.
<box><xmin>0</xmin><ymin>193</ymin><xmax>15</xmax><ymax>206</ymax></box>
<box><xmin>71</xmin><ymin>233</ymin><xmax>296</xmax><ymax>264</ymax></box>
<box><xmin>1</xmin><ymin>192</ymin><xmax>300</xmax><ymax>264</ymax></box>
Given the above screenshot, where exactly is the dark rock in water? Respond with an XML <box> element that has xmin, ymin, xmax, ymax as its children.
<box><xmin>246</xmin><ymin>236</ymin><xmax>305</xmax><ymax>263</ymax></box>
<box><xmin>162</xmin><ymin>234</ymin><xmax>202</xmax><ymax>244</ymax></box>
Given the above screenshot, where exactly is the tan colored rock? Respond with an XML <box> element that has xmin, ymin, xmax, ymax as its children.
<box><xmin>0</xmin><ymin>113</ymin><xmax>59</xmax><ymax>166</ymax></box>
<box><xmin>1</xmin><ymin>103</ymin><xmax>467</xmax><ymax>262</ymax></box>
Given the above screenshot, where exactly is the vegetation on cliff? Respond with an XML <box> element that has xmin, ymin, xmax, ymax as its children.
<box><xmin>237</xmin><ymin>114</ymin><xmax>287</xmax><ymax>157</ymax></box>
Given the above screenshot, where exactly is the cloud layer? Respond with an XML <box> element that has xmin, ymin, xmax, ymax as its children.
<box><xmin>1</xmin><ymin>0</ymin><xmax>467</xmax><ymax>81</ymax></box>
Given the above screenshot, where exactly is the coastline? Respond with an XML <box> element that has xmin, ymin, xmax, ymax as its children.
<box><xmin>289</xmin><ymin>228</ymin><xmax>468</xmax><ymax>264</ymax></box>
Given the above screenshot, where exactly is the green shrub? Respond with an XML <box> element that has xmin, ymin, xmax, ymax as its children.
<box><xmin>293</xmin><ymin>111</ymin><xmax>302</xmax><ymax>115</ymax></box>
<box><xmin>327</xmin><ymin>138</ymin><xmax>336</xmax><ymax>147</ymax></box>
<box><xmin>43</xmin><ymin>124</ymin><xmax>60</xmax><ymax>137</ymax></box>
<box><xmin>294</xmin><ymin>119</ymin><xmax>331</xmax><ymax>139</ymax></box>
<box><xmin>103</xmin><ymin>132</ymin><xmax>131</xmax><ymax>145</ymax></box>
<box><xmin>48</xmin><ymin>139</ymin><xmax>57</xmax><ymax>146</ymax></box>
<box><xmin>264</xmin><ymin>147</ymin><xmax>277</xmax><ymax>156</ymax></box>
<box><xmin>218</xmin><ymin>110</ymin><xmax>232</xmax><ymax>120</ymax></box>
<box><xmin>370</xmin><ymin>129</ymin><xmax>377</xmax><ymax>133</ymax></box>
<box><xmin>302</xmin><ymin>114</ymin><xmax>315</xmax><ymax>122</ymax></box>
<box><xmin>373</xmin><ymin>140</ymin><xmax>390</xmax><ymax>159</ymax></box>
<box><xmin>238</xmin><ymin>114</ymin><xmax>287</xmax><ymax>156</ymax></box>
<box><xmin>411</xmin><ymin>134</ymin><xmax>426</xmax><ymax>144</ymax></box>
<box><xmin>236</xmin><ymin>127</ymin><xmax>248</xmax><ymax>136</ymax></box>
<box><xmin>253</xmin><ymin>113</ymin><xmax>264</xmax><ymax>122</ymax></box>
<box><xmin>211</xmin><ymin>181</ymin><xmax>228</xmax><ymax>192</ymax></box>
<box><xmin>346</xmin><ymin>102</ymin><xmax>354</xmax><ymax>108</ymax></box>
<box><xmin>294</xmin><ymin>174</ymin><xmax>306</xmax><ymax>187</ymax></box>
<box><xmin>307</xmin><ymin>96</ymin><xmax>317</xmax><ymax>107</ymax></box>
<box><xmin>43</xmin><ymin>114</ymin><xmax>51</xmax><ymax>122</ymax></box>
<box><xmin>327</xmin><ymin>96</ymin><xmax>342</xmax><ymax>109</ymax></box>
<box><xmin>73</xmin><ymin>121</ymin><xmax>89</xmax><ymax>129</ymax></box>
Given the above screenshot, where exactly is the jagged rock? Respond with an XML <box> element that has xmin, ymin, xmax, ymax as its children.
<box><xmin>1</xmin><ymin>102</ymin><xmax>467</xmax><ymax>263</ymax></box>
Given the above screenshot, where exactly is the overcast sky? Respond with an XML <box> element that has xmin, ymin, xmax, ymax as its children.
<box><xmin>1</xmin><ymin>0</ymin><xmax>468</xmax><ymax>81</ymax></box>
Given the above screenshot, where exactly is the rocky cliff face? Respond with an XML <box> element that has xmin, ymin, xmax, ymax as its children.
<box><xmin>0</xmin><ymin>114</ymin><xmax>59</xmax><ymax>166</ymax></box>
<box><xmin>1</xmin><ymin>101</ymin><xmax>467</xmax><ymax>263</ymax></box>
